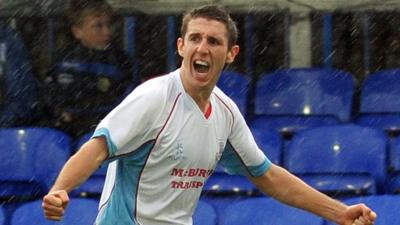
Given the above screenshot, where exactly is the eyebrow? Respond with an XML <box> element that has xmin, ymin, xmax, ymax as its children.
<box><xmin>187</xmin><ymin>31</ymin><xmax>224</xmax><ymax>41</ymax></box>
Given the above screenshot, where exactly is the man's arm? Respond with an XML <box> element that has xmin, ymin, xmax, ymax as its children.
<box><xmin>42</xmin><ymin>136</ymin><xmax>109</xmax><ymax>221</ymax></box>
<box><xmin>249</xmin><ymin>164</ymin><xmax>376</xmax><ymax>225</ymax></box>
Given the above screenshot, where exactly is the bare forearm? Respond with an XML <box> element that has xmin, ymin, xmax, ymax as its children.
<box><xmin>250</xmin><ymin>164</ymin><xmax>347</xmax><ymax>224</ymax></box>
<box><xmin>50</xmin><ymin>137</ymin><xmax>108</xmax><ymax>193</ymax></box>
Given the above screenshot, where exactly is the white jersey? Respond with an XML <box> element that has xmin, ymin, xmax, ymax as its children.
<box><xmin>93</xmin><ymin>69</ymin><xmax>271</xmax><ymax>225</ymax></box>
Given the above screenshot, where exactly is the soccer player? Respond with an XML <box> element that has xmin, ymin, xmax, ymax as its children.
<box><xmin>42</xmin><ymin>4</ymin><xmax>376</xmax><ymax>225</ymax></box>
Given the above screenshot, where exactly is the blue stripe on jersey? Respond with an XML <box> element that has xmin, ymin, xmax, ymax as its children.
<box><xmin>219</xmin><ymin>141</ymin><xmax>271</xmax><ymax>177</ymax></box>
<box><xmin>92</xmin><ymin>128</ymin><xmax>118</xmax><ymax>156</ymax></box>
<box><xmin>96</xmin><ymin>140</ymin><xmax>156</xmax><ymax>225</ymax></box>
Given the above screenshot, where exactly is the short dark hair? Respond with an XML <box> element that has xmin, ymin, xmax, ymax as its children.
<box><xmin>180</xmin><ymin>4</ymin><xmax>238</xmax><ymax>49</ymax></box>
<box><xmin>67</xmin><ymin>0</ymin><xmax>114</xmax><ymax>26</ymax></box>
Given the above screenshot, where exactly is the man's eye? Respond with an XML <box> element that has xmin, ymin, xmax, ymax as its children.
<box><xmin>190</xmin><ymin>36</ymin><xmax>200</xmax><ymax>42</ymax></box>
<box><xmin>208</xmin><ymin>38</ymin><xmax>220</xmax><ymax>46</ymax></box>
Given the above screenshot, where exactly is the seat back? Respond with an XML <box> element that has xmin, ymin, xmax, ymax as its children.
<box><xmin>325</xmin><ymin>195</ymin><xmax>400</xmax><ymax>225</ymax></box>
<box><xmin>11</xmin><ymin>198</ymin><xmax>99</xmax><ymax>225</ymax></box>
<box><xmin>249</xmin><ymin>121</ymin><xmax>283</xmax><ymax>165</ymax></box>
<box><xmin>254</xmin><ymin>68</ymin><xmax>354</xmax><ymax>122</ymax></box>
<box><xmin>0</xmin><ymin>128</ymin><xmax>71</xmax><ymax>199</ymax></box>
<box><xmin>390</xmin><ymin>136</ymin><xmax>400</xmax><ymax>173</ymax></box>
<box><xmin>219</xmin><ymin>197</ymin><xmax>323</xmax><ymax>225</ymax></box>
<box><xmin>285</xmin><ymin>124</ymin><xmax>387</xmax><ymax>193</ymax></box>
<box><xmin>217</xmin><ymin>71</ymin><xmax>250</xmax><ymax>116</ymax></box>
<box><xmin>0</xmin><ymin>205</ymin><xmax>4</xmax><ymax>225</ymax></box>
<box><xmin>387</xmin><ymin>136</ymin><xmax>400</xmax><ymax>193</ymax></box>
<box><xmin>193</xmin><ymin>200</ymin><xmax>217</xmax><ymax>225</ymax></box>
<box><xmin>360</xmin><ymin>69</ymin><xmax>400</xmax><ymax>113</ymax></box>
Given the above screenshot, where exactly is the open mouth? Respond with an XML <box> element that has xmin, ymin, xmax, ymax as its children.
<box><xmin>193</xmin><ymin>60</ymin><xmax>210</xmax><ymax>73</ymax></box>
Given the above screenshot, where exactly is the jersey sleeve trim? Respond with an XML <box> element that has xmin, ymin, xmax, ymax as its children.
<box><xmin>219</xmin><ymin>141</ymin><xmax>272</xmax><ymax>177</ymax></box>
<box><xmin>249</xmin><ymin>158</ymin><xmax>272</xmax><ymax>177</ymax></box>
<box><xmin>92</xmin><ymin>127</ymin><xmax>118</xmax><ymax>157</ymax></box>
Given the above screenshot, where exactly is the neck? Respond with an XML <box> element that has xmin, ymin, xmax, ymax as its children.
<box><xmin>186</xmin><ymin>86</ymin><xmax>211</xmax><ymax>113</ymax></box>
<box><xmin>179</xmin><ymin>69</ymin><xmax>213</xmax><ymax>113</ymax></box>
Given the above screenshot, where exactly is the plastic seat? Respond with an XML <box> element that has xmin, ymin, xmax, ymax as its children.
<box><xmin>193</xmin><ymin>200</ymin><xmax>217</xmax><ymax>225</ymax></box>
<box><xmin>217</xmin><ymin>71</ymin><xmax>250</xmax><ymax>117</ymax></box>
<box><xmin>253</xmin><ymin>68</ymin><xmax>355</xmax><ymax>134</ymax></box>
<box><xmin>203</xmin><ymin>173</ymin><xmax>256</xmax><ymax>195</ymax></box>
<box><xmin>0</xmin><ymin>128</ymin><xmax>71</xmax><ymax>200</ymax></box>
<box><xmin>324</xmin><ymin>195</ymin><xmax>400</xmax><ymax>225</ymax></box>
<box><xmin>387</xmin><ymin>136</ymin><xmax>400</xmax><ymax>193</ymax></box>
<box><xmin>285</xmin><ymin>124</ymin><xmax>387</xmax><ymax>195</ymax></box>
<box><xmin>71</xmin><ymin>132</ymin><xmax>107</xmax><ymax>197</ymax></box>
<box><xmin>11</xmin><ymin>198</ymin><xmax>99</xmax><ymax>225</ymax></box>
<box><xmin>356</xmin><ymin>69</ymin><xmax>400</xmax><ymax>132</ymax></box>
<box><xmin>203</xmin><ymin>124</ymin><xmax>282</xmax><ymax>196</ymax></box>
<box><xmin>0</xmin><ymin>206</ymin><xmax>4</xmax><ymax>225</ymax></box>
<box><xmin>249</xmin><ymin>121</ymin><xmax>283</xmax><ymax>165</ymax></box>
<box><xmin>219</xmin><ymin>197</ymin><xmax>324</xmax><ymax>225</ymax></box>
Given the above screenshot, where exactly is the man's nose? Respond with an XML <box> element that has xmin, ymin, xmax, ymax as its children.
<box><xmin>197</xmin><ymin>38</ymin><xmax>209</xmax><ymax>53</ymax></box>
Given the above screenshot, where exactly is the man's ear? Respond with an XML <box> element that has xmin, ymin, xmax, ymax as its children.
<box><xmin>226</xmin><ymin>45</ymin><xmax>240</xmax><ymax>64</ymax></box>
<box><xmin>177</xmin><ymin>37</ymin><xmax>184</xmax><ymax>57</ymax></box>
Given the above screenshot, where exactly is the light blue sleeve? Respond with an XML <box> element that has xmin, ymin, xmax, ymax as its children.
<box><xmin>219</xmin><ymin>141</ymin><xmax>272</xmax><ymax>177</ymax></box>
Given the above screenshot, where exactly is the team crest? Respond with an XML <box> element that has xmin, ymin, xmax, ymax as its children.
<box><xmin>169</xmin><ymin>142</ymin><xmax>185</xmax><ymax>160</ymax></box>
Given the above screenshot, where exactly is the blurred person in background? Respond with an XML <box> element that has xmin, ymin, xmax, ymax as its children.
<box><xmin>0</xmin><ymin>21</ymin><xmax>39</xmax><ymax>127</ymax></box>
<box><xmin>41</xmin><ymin>0</ymin><xmax>140</xmax><ymax>138</ymax></box>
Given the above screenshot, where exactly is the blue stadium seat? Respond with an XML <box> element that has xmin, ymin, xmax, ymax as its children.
<box><xmin>285</xmin><ymin>124</ymin><xmax>387</xmax><ymax>195</ymax></box>
<box><xmin>253</xmin><ymin>68</ymin><xmax>355</xmax><ymax>134</ymax></box>
<box><xmin>203</xmin><ymin>124</ymin><xmax>282</xmax><ymax>196</ymax></box>
<box><xmin>203</xmin><ymin>173</ymin><xmax>256</xmax><ymax>195</ymax></box>
<box><xmin>0</xmin><ymin>206</ymin><xmax>4</xmax><ymax>225</ymax></box>
<box><xmin>249</xmin><ymin>121</ymin><xmax>283</xmax><ymax>165</ymax></box>
<box><xmin>387</xmin><ymin>136</ymin><xmax>400</xmax><ymax>193</ymax></box>
<box><xmin>193</xmin><ymin>200</ymin><xmax>217</xmax><ymax>225</ymax></box>
<box><xmin>70</xmin><ymin>132</ymin><xmax>107</xmax><ymax>197</ymax></box>
<box><xmin>219</xmin><ymin>197</ymin><xmax>324</xmax><ymax>225</ymax></box>
<box><xmin>11</xmin><ymin>198</ymin><xmax>99</xmax><ymax>225</ymax></box>
<box><xmin>0</xmin><ymin>128</ymin><xmax>71</xmax><ymax>200</ymax></box>
<box><xmin>356</xmin><ymin>69</ymin><xmax>400</xmax><ymax>132</ymax></box>
<box><xmin>217</xmin><ymin>71</ymin><xmax>250</xmax><ymax>117</ymax></box>
<box><xmin>324</xmin><ymin>195</ymin><xmax>400</xmax><ymax>225</ymax></box>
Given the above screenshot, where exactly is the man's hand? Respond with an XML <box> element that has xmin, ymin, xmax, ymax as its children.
<box><xmin>341</xmin><ymin>204</ymin><xmax>377</xmax><ymax>225</ymax></box>
<box><xmin>42</xmin><ymin>190</ymin><xmax>70</xmax><ymax>221</ymax></box>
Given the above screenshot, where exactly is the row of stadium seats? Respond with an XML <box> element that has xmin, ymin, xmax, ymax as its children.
<box><xmin>0</xmin><ymin>195</ymin><xmax>398</xmax><ymax>225</ymax></box>
<box><xmin>206</xmin><ymin>123</ymin><xmax>398</xmax><ymax>196</ymax></box>
<box><xmin>219</xmin><ymin>68</ymin><xmax>400</xmax><ymax>135</ymax></box>
<box><xmin>0</xmin><ymin>124</ymin><xmax>398</xmax><ymax>202</ymax></box>
<box><xmin>201</xmin><ymin>195</ymin><xmax>400</xmax><ymax>225</ymax></box>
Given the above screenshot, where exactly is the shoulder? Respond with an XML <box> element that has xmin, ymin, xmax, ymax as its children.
<box><xmin>56</xmin><ymin>44</ymin><xmax>86</xmax><ymax>62</ymax></box>
<box><xmin>107</xmin><ymin>45</ymin><xmax>132</xmax><ymax>60</ymax></box>
<box><xmin>212</xmin><ymin>87</ymin><xmax>237</xmax><ymax>111</ymax></box>
<box><xmin>126</xmin><ymin>71</ymin><xmax>181</xmax><ymax>104</ymax></box>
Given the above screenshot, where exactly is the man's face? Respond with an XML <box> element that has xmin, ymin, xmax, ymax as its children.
<box><xmin>72</xmin><ymin>14</ymin><xmax>112</xmax><ymax>50</ymax></box>
<box><xmin>177</xmin><ymin>17</ymin><xmax>239</xmax><ymax>91</ymax></box>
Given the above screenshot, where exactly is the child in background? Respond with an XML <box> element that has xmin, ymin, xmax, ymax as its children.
<box><xmin>42</xmin><ymin>0</ymin><xmax>140</xmax><ymax>138</ymax></box>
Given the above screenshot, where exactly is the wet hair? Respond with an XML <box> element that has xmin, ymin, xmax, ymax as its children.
<box><xmin>67</xmin><ymin>0</ymin><xmax>114</xmax><ymax>26</ymax></box>
<box><xmin>180</xmin><ymin>4</ymin><xmax>238</xmax><ymax>49</ymax></box>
